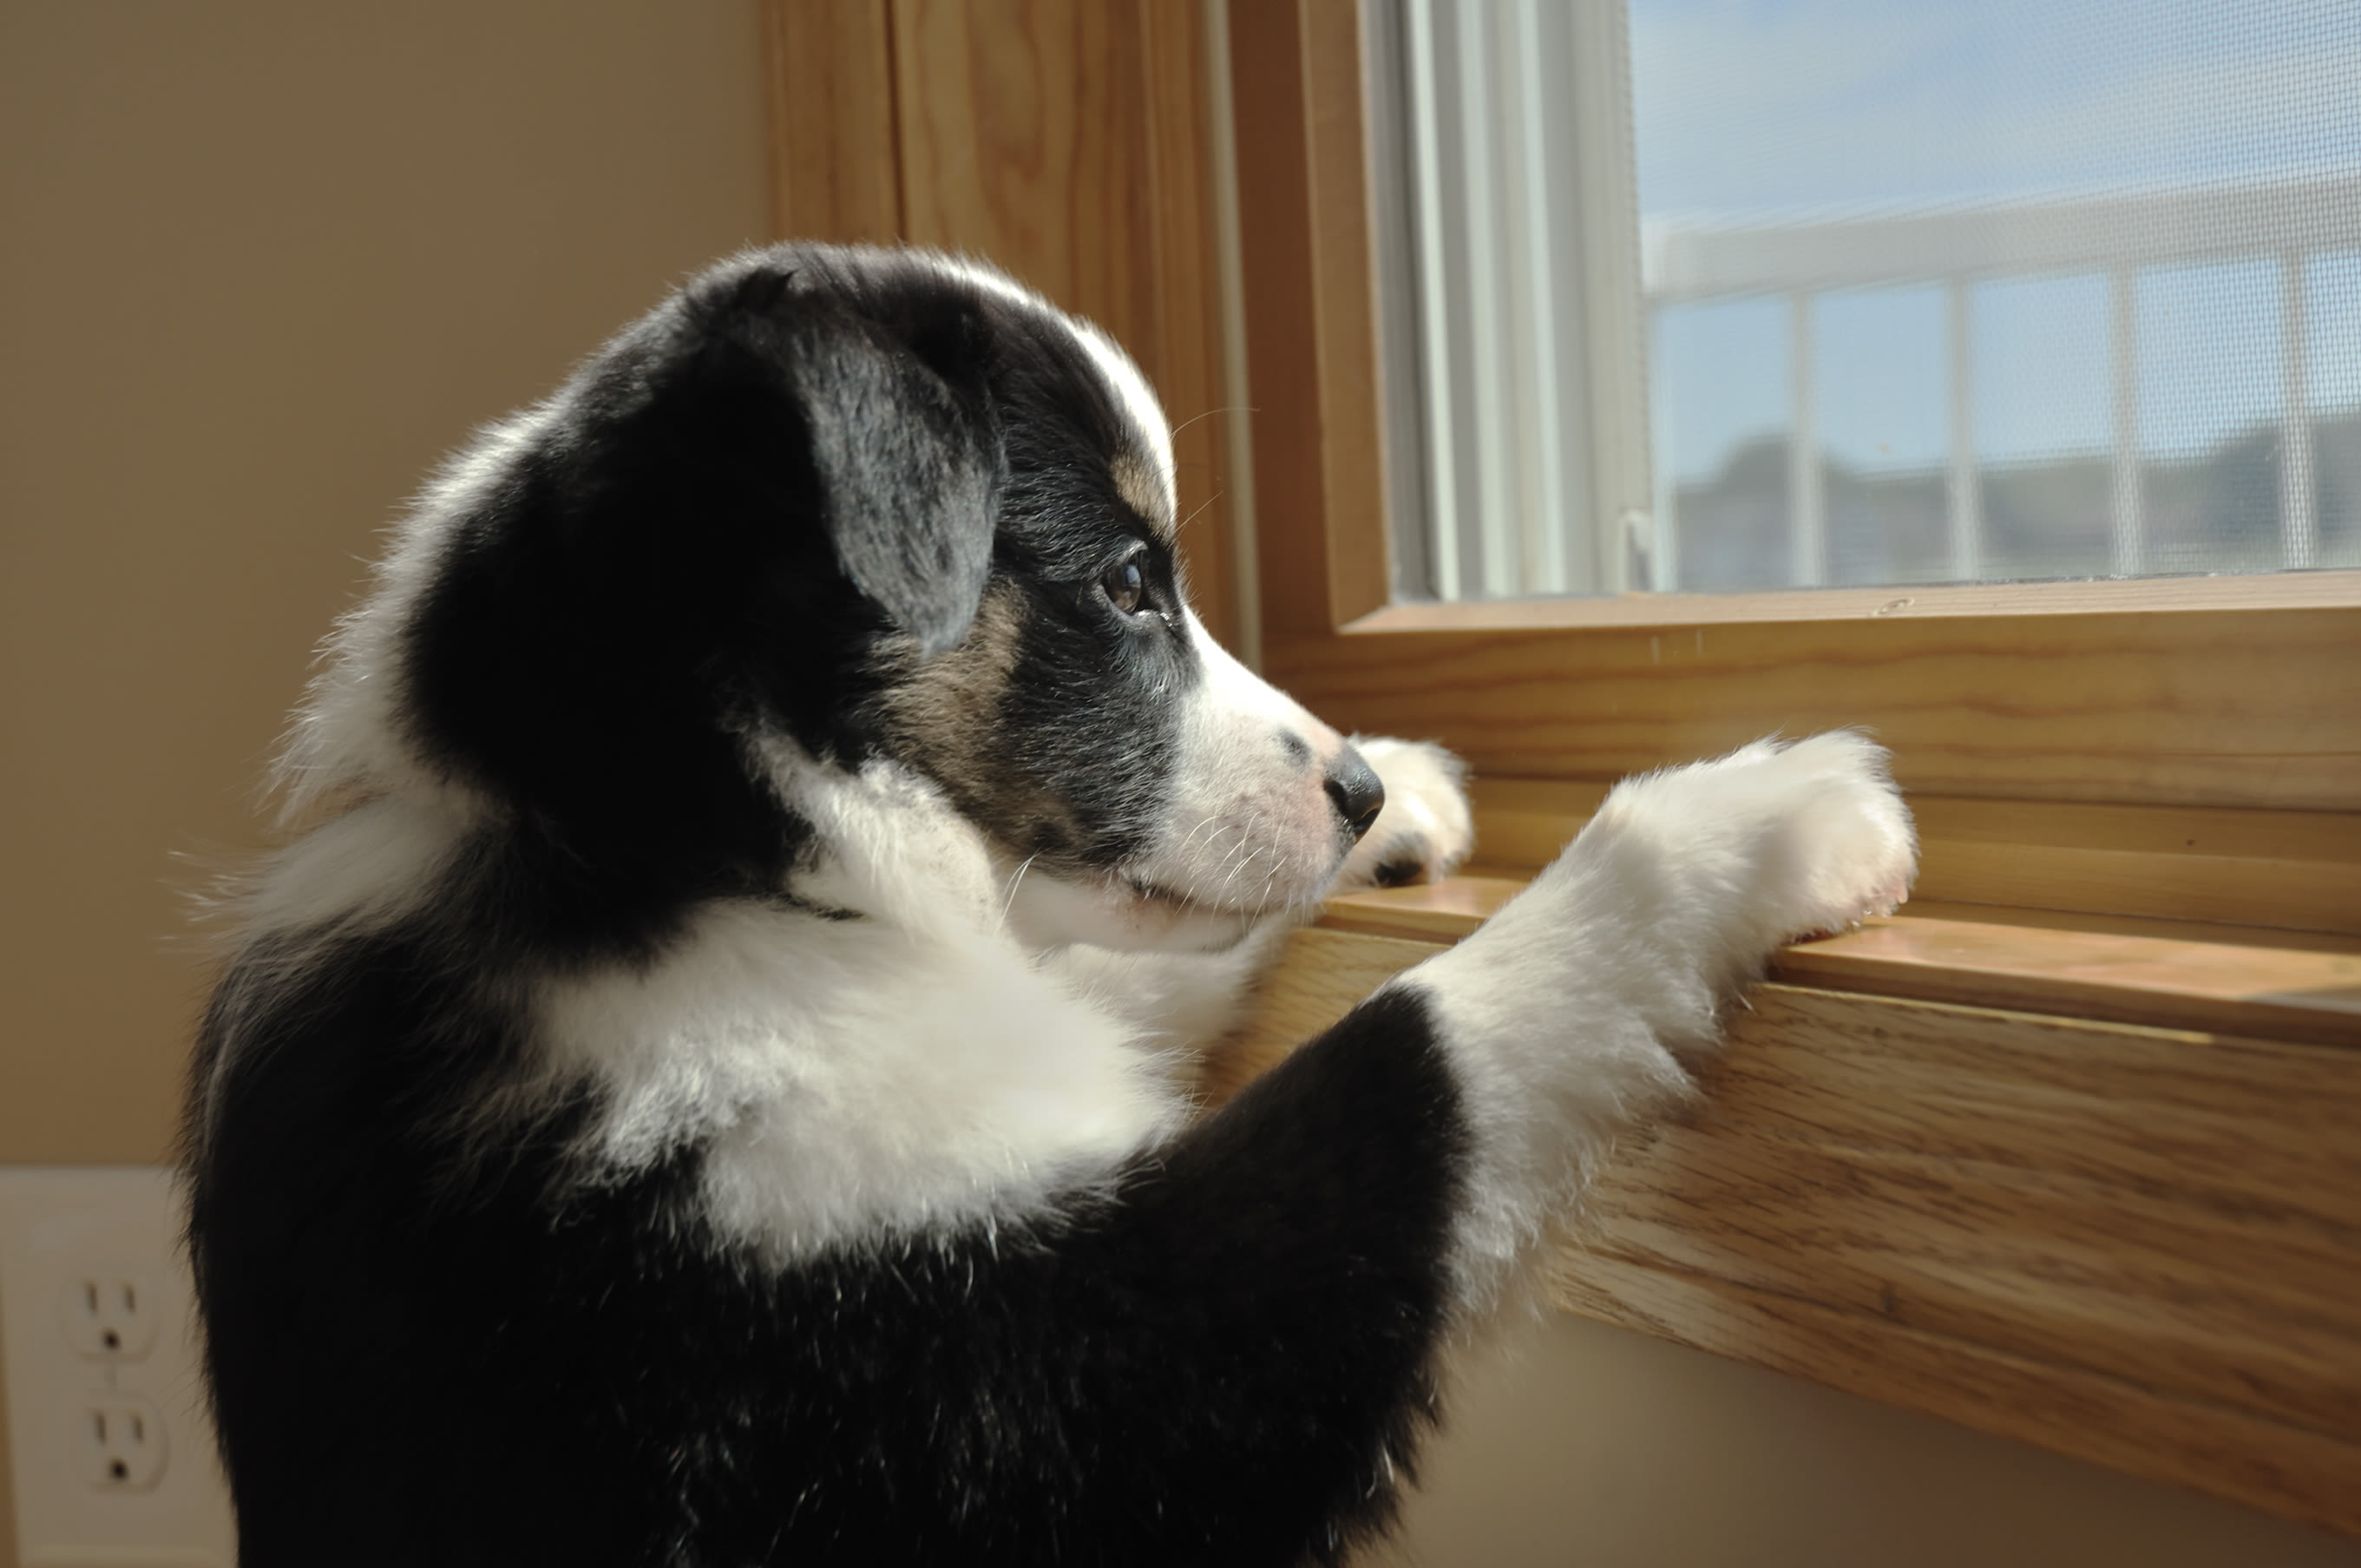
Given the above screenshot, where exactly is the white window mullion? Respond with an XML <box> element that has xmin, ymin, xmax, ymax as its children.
<box><xmin>2281</xmin><ymin>250</ymin><xmax>2318</xmax><ymax>570</ymax></box>
<box><xmin>1946</xmin><ymin>276</ymin><xmax>1983</xmax><ymax>582</ymax></box>
<box><xmin>1789</xmin><ymin>292</ymin><xmax>1827</xmax><ymax>587</ymax></box>
<box><xmin>1404</xmin><ymin>0</ymin><xmax>1462</xmax><ymax>601</ymax></box>
<box><xmin>1569</xmin><ymin>0</ymin><xmax>1652</xmax><ymax>596</ymax></box>
<box><xmin>2109</xmin><ymin>265</ymin><xmax>2145</xmax><ymax>578</ymax></box>
<box><xmin>1453</xmin><ymin>0</ymin><xmax>1518</xmax><ymax>598</ymax></box>
<box><xmin>1509</xmin><ymin>0</ymin><xmax>1570</xmax><ymax>594</ymax></box>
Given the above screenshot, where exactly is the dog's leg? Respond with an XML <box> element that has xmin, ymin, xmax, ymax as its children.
<box><xmin>1391</xmin><ymin>728</ymin><xmax>1914</xmax><ymax>1307</ymax></box>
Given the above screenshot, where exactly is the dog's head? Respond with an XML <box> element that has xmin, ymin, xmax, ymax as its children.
<box><xmin>285</xmin><ymin>246</ymin><xmax>1381</xmax><ymax>955</ymax></box>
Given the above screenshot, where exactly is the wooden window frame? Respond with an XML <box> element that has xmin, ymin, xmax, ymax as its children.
<box><xmin>1229</xmin><ymin>0</ymin><xmax>2361</xmax><ymax>818</ymax></box>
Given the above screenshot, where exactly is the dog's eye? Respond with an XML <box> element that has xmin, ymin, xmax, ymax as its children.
<box><xmin>1101</xmin><ymin>556</ymin><xmax>1147</xmax><ymax>616</ymax></box>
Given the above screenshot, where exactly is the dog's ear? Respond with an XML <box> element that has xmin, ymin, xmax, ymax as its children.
<box><xmin>753</xmin><ymin>275</ymin><xmax>1000</xmax><ymax>659</ymax></box>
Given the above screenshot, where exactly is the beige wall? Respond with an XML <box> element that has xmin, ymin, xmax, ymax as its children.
<box><xmin>0</xmin><ymin>0</ymin><xmax>770</xmax><ymax>1163</ymax></box>
<box><xmin>0</xmin><ymin>2</ymin><xmax>768</xmax><ymax>1555</ymax></box>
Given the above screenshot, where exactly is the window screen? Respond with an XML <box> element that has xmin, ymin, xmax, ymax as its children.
<box><xmin>1374</xmin><ymin>0</ymin><xmax>2361</xmax><ymax>600</ymax></box>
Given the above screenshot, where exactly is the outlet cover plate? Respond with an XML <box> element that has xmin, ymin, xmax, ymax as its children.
<box><xmin>0</xmin><ymin>1168</ymin><xmax>234</xmax><ymax>1568</ymax></box>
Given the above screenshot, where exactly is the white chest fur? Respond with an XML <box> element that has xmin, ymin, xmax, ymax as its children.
<box><xmin>535</xmin><ymin>806</ymin><xmax>1188</xmax><ymax>1263</ymax></box>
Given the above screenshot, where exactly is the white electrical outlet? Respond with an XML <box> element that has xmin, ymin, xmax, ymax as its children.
<box><xmin>0</xmin><ymin>1167</ymin><xmax>235</xmax><ymax>1568</ymax></box>
<box><xmin>61</xmin><ymin>1271</ymin><xmax>161</xmax><ymax>1362</ymax></box>
<box><xmin>80</xmin><ymin>1392</ymin><xmax>169</xmax><ymax>1491</ymax></box>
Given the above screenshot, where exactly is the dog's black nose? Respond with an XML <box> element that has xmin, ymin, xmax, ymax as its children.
<box><xmin>1324</xmin><ymin>747</ymin><xmax>1386</xmax><ymax>843</ymax></box>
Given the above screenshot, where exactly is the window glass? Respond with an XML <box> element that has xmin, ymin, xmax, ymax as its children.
<box><xmin>1379</xmin><ymin>0</ymin><xmax>2361</xmax><ymax>599</ymax></box>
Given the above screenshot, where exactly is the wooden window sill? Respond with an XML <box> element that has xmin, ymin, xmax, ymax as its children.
<box><xmin>1321</xmin><ymin>883</ymin><xmax>2361</xmax><ymax>1049</ymax></box>
<box><xmin>1313</xmin><ymin>776</ymin><xmax>2361</xmax><ymax>1048</ymax></box>
<box><xmin>1203</xmin><ymin>788</ymin><xmax>2361</xmax><ymax>1536</ymax></box>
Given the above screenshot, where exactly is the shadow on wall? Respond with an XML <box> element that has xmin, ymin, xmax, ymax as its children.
<box><xmin>1375</xmin><ymin>1313</ymin><xmax>2361</xmax><ymax>1568</ymax></box>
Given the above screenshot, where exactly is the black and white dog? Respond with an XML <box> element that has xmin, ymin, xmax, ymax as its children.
<box><xmin>186</xmin><ymin>246</ymin><xmax>1914</xmax><ymax>1565</ymax></box>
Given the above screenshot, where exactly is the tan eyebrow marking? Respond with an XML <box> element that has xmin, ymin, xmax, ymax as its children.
<box><xmin>1112</xmin><ymin>453</ymin><xmax>1175</xmax><ymax>540</ymax></box>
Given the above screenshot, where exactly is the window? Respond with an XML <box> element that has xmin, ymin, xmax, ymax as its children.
<box><xmin>1367</xmin><ymin>0</ymin><xmax>2361</xmax><ymax>603</ymax></box>
<box><xmin>1227</xmin><ymin>0</ymin><xmax>2359</xmax><ymax>817</ymax></box>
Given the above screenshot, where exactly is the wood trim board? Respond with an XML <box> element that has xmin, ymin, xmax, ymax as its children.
<box><xmin>1319</xmin><ymin>882</ymin><xmax>2361</xmax><ymax>1049</ymax></box>
<box><xmin>763</xmin><ymin>0</ymin><xmax>902</xmax><ymax>245</ymax></box>
<box><xmin>1462</xmin><ymin>779</ymin><xmax>2361</xmax><ymax>938</ymax></box>
<box><xmin>1268</xmin><ymin>606</ymin><xmax>2361</xmax><ymax>814</ymax></box>
<box><xmin>1323</xmin><ymin>779</ymin><xmax>2361</xmax><ymax>1044</ymax></box>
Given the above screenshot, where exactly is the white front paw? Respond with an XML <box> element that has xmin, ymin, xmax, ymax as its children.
<box><xmin>1336</xmin><ymin>737</ymin><xmax>1474</xmax><ymax>890</ymax></box>
<box><xmin>1577</xmin><ymin>729</ymin><xmax>1916</xmax><ymax>979</ymax></box>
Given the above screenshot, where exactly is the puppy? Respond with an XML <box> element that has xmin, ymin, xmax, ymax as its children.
<box><xmin>185</xmin><ymin>245</ymin><xmax>1914</xmax><ymax>1565</ymax></box>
